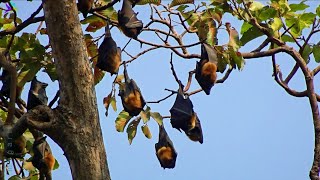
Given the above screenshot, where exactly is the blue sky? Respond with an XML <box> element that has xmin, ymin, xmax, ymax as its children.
<box><xmin>9</xmin><ymin>1</ymin><xmax>320</xmax><ymax>180</ymax></box>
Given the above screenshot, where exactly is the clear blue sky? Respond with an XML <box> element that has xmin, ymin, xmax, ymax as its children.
<box><xmin>10</xmin><ymin>1</ymin><xmax>320</xmax><ymax>180</ymax></box>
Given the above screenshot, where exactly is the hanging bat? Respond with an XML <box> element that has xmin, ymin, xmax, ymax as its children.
<box><xmin>170</xmin><ymin>87</ymin><xmax>194</xmax><ymax>132</ymax></box>
<box><xmin>32</xmin><ymin>136</ymin><xmax>55</xmax><ymax>180</ymax></box>
<box><xmin>118</xmin><ymin>0</ymin><xmax>143</xmax><ymax>39</ymax></box>
<box><xmin>0</xmin><ymin>69</ymin><xmax>10</xmax><ymax>97</ymax></box>
<box><xmin>185</xmin><ymin>112</ymin><xmax>203</xmax><ymax>144</ymax></box>
<box><xmin>155</xmin><ymin>125</ymin><xmax>177</xmax><ymax>169</ymax></box>
<box><xmin>119</xmin><ymin>66</ymin><xmax>145</xmax><ymax>116</ymax></box>
<box><xmin>96</xmin><ymin>23</ymin><xmax>121</xmax><ymax>75</ymax></box>
<box><xmin>78</xmin><ymin>0</ymin><xmax>93</xmax><ymax>18</ymax></box>
<box><xmin>195</xmin><ymin>43</ymin><xmax>218</xmax><ymax>95</ymax></box>
<box><xmin>27</xmin><ymin>77</ymin><xmax>48</xmax><ymax>111</ymax></box>
<box><xmin>4</xmin><ymin>135</ymin><xmax>26</xmax><ymax>158</ymax></box>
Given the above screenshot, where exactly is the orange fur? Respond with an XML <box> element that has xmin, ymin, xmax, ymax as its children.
<box><xmin>189</xmin><ymin>113</ymin><xmax>197</xmax><ymax>130</ymax></box>
<box><xmin>44</xmin><ymin>152</ymin><xmax>55</xmax><ymax>170</ymax></box>
<box><xmin>157</xmin><ymin>146</ymin><xmax>173</xmax><ymax>165</ymax></box>
<box><xmin>124</xmin><ymin>90</ymin><xmax>142</xmax><ymax>111</ymax></box>
<box><xmin>202</xmin><ymin>62</ymin><xmax>217</xmax><ymax>83</ymax></box>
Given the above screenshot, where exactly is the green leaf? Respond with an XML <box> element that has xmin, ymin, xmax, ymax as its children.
<box><xmin>281</xmin><ymin>35</ymin><xmax>295</xmax><ymax>43</ymax></box>
<box><xmin>289</xmin><ymin>2</ymin><xmax>309</xmax><ymax>12</ymax></box>
<box><xmin>110</xmin><ymin>97</ymin><xmax>117</xmax><ymax>112</ymax></box>
<box><xmin>240</xmin><ymin>22</ymin><xmax>252</xmax><ymax>34</ymax></box>
<box><xmin>312</xmin><ymin>45</ymin><xmax>320</xmax><ymax>63</ymax></box>
<box><xmin>301</xmin><ymin>44</ymin><xmax>312</xmax><ymax>63</ymax></box>
<box><xmin>258</xmin><ymin>6</ymin><xmax>277</xmax><ymax>21</ymax></box>
<box><xmin>126</xmin><ymin>117</ymin><xmax>140</xmax><ymax>144</ymax></box>
<box><xmin>8</xmin><ymin>175</ymin><xmax>21</xmax><ymax>180</ymax></box>
<box><xmin>150</xmin><ymin>112</ymin><xmax>163</xmax><ymax>126</ymax></box>
<box><xmin>53</xmin><ymin>158</ymin><xmax>60</xmax><ymax>170</ymax></box>
<box><xmin>240</xmin><ymin>25</ymin><xmax>264</xmax><ymax>46</ymax></box>
<box><xmin>169</xmin><ymin>0</ymin><xmax>194</xmax><ymax>8</ymax></box>
<box><xmin>134</xmin><ymin>0</ymin><xmax>161</xmax><ymax>6</ymax></box>
<box><xmin>215</xmin><ymin>46</ymin><xmax>229</xmax><ymax>73</ymax></box>
<box><xmin>140</xmin><ymin>106</ymin><xmax>151</xmax><ymax>123</ymax></box>
<box><xmin>317</xmin><ymin>5</ymin><xmax>320</xmax><ymax>17</ymax></box>
<box><xmin>229</xmin><ymin>48</ymin><xmax>245</xmax><ymax>70</ymax></box>
<box><xmin>43</xmin><ymin>61</ymin><xmax>58</xmax><ymax>81</ymax></box>
<box><xmin>141</xmin><ymin>125</ymin><xmax>152</xmax><ymax>139</ymax></box>
<box><xmin>17</xmin><ymin>63</ymin><xmax>41</xmax><ymax>88</ymax></box>
<box><xmin>115</xmin><ymin>111</ymin><xmax>132</xmax><ymax>132</ymax></box>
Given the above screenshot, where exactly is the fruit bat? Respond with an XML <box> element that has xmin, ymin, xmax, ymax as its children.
<box><xmin>32</xmin><ymin>136</ymin><xmax>55</xmax><ymax>180</ymax></box>
<box><xmin>118</xmin><ymin>0</ymin><xmax>143</xmax><ymax>39</ymax></box>
<box><xmin>170</xmin><ymin>87</ymin><xmax>194</xmax><ymax>132</ymax></box>
<box><xmin>195</xmin><ymin>43</ymin><xmax>218</xmax><ymax>95</ymax></box>
<box><xmin>155</xmin><ymin>125</ymin><xmax>177</xmax><ymax>169</ymax></box>
<box><xmin>0</xmin><ymin>69</ymin><xmax>10</xmax><ymax>97</ymax></box>
<box><xmin>4</xmin><ymin>135</ymin><xmax>26</xmax><ymax>158</ymax></box>
<box><xmin>119</xmin><ymin>67</ymin><xmax>145</xmax><ymax>116</ymax></box>
<box><xmin>170</xmin><ymin>86</ymin><xmax>204</xmax><ymax>144</ymax></box>
<box><xmin>78</xmin><ymin>0</ymin><xmax>93</xmax><ymax>18</ymax></box>
<box><xmin>185</xmin><ymin>112</ymin><xmax>203</xmax><ymax>144</ymax></box>
<box><xmin>96</xmin><ymin>23</ymin><xmax>121</xmax><ymax>75</ymax></box>
<box><xmin>27</xmin><ymin>77</ymin><xmax>48</xmax><ymax>111</ymax></box>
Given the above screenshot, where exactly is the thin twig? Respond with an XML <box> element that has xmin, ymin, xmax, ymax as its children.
<box><xmin>146</xmin><ymin>92</ymin><xmax>175</xmax><ymax>104</ymax></box>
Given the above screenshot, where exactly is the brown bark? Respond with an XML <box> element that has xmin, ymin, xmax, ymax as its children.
<box><xmin>41</xmin><ymin>0</ymin><xmax>111</xmax><ymax>179</ymax></box>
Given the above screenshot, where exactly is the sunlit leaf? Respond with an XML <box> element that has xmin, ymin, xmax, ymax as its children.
<box><xmin>127</xmin><ymin>117</ymin><xmax>140</xmax><ymax>144</ymax></box>
<box><xmin>141</xmin><ymin>125</ymin><xmax>152</xmax><ymax>139</ymax></box>
<box><xmin>115</xmin><ymin>74</ymin><xmax>124</xmax><ymax>84</ymax></box>
<box><xmin>226</xmin><ymin>23</ymin><xmax>241</xmax><ymax>51</ymax></box>
<box><xmin>270</xmin><ymin>17</ymin><xmax>282</xmax><ymax>32</ymax></box>
<box><xmin>248</xmin><ymin>1</ymin><xmax>264</xmax><ymax>11</ymax></box>
<box><xmin>115</xmin><ymin>111</ymin><xmax>132</xmax><ymax>132</ymax></box>
<box><xmin>150</xmin><ymin>112</ymin><xmax>163</xmax><ymax>126</ymax></box>
<box><xmin>110</xmin><ymin>97</ymin><xmax>117</xmax><ymax>112</ymax></box>
<box><xmin>23</xmin><ymin>161</ymin><xmax>35</xmax><ymax>171</ymax></box>
<box><xmin>94</xmin><ymin>66</ymin><xmax>105</xmax><ymax>85</ymax></box>
<box><xmin>140</xmin><ymin>106</ymin><xmax>151</xmax><ymax>124</ymax></box>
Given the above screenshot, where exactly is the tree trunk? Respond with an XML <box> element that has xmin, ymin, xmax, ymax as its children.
<box><xmin>41</xmin><ymin>0</ymin><xmax>111</xmax><ymax>179</ymax></box>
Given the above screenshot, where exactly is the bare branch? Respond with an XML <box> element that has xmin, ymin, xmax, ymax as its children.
<box><xmin>312</xmin><ymin>65</ymin><xmax>320</xmax><ymax>76</ymax></box>
<box><xmin>284</xmin><ymin>63</ymin><xmax>299</xmax><ymax>84</ymax></box>
<box><xmin>183</xmin><ymin>70</ymin><xmax>195</xmax><ymax>92</ymax></box>
<box><xmin>146</xmin><ymin>92</ymin><xmax>175</xmax><ymax>104</ymax></box>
